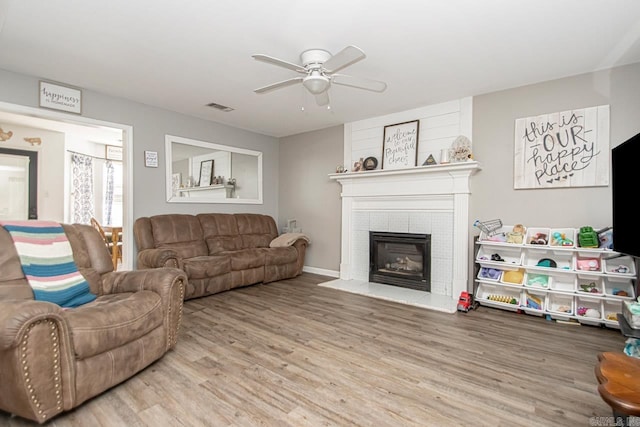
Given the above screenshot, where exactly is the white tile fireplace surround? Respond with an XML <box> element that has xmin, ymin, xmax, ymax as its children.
<box><xmin>327</xmin><ymin>161</ymin><xmax>480</xmax><ymax>313</ymax></box>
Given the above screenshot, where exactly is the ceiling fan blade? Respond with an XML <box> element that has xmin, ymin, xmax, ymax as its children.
<box><xmin>322</xmin><ymin>45</ymin><xmax>366</xmax><ymax>74</ymax></box>
<box><xmin>254</xmin><ymin>77</ymin><xmax>304</xmax><ymax>94</ymax></box>
<box><xmin>331</xmin><ymin>74</ymin><xmax>387</xmax><ymax>92</ymax></box>
<box><xmin>252</xmin><ymin>54</ymin><xmax>307</xmax><ymax>73</ymax></box>
<box><xmin>315</xmin><ymin>91</ymin><xmax>330</xmax><ymax>106</ymax></box>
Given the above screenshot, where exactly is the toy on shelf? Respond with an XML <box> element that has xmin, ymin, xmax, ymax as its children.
<box><xmin>579</xmin><ymin>282</ymin><xmax>601</xmax><ymax>293</ymax></box>
<box><xmin>474</xmin><ymin>219</ymin><xmax>504</xmax><ymax>238</ymax></box>
<box><xmin>578</xmin><ymin>226</ymin><xmax>599</xmax><ymax>248</ymax></box>
<box><xmin>576</xmin><ymin>257</ymin><xmax>600</xmax><ymax>271</ymax></box>
<box><xmin>529</xmin><ymin>233</ymin><xmax>548</xmax><ymax>245</ymax></box>
<box><xmin>488</xmin><ymin>294</ymin><xmax>518</xmax><ymax>304</ymax></box>
<box><xmin>502</xmin><ymin>268</ymin><xmax>525</xmax><ymax>284</ymax></box>
<box><xmin>577</xmin><ymin>306</ymin><xmax>601</xmax><ymax>318</ymax></box>
<box><xmin>598</xmin><ymin>227</ymin><xmax>613</xmax><ymax>249</ymax></box>
<box><xmin>612</xmin><ymin>288</ymin><xmax>630</xmax><ymax>297</ymax></box>
<box><xmin>526</xmin><ymin>293</ymin><xmax>543</xmax><ymax>310</ymax></box>
<box><xmin>551</xmin><ymin>232</ymin><xmax>574</xmax><ymax>247</ymax></box>
<box><xmin>479</xmin><ymin>267</ymin><xmax>502</xmax><ymax>280</ymax></box>
<box><xmin>506</xmin><ymin>224</ymin><xmax>526</xmax><ymax>244</ymax></box>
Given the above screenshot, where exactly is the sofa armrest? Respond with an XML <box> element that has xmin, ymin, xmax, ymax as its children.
<box><xmin>0</xmin><ymin>299</ymin><xmax>65</xmax><ymax>350</ymax></box>
<box><xmin>292</xmin><ymin>238</ymin><xmax>309</xmax><ymax>276</ymax></box>
<box><xmin>0</xmin><ymin>299</ymin><xmax>74</xmax><ymax>423</ymax></box>
<box><xmin>101</xmin><ymin>269</ymin><xmax>187</xmax><ymax>349</ymax></box>
<box><xmin>137</xmin><ymin>248</ymin><xmax>182</xmax><ymax>270</ymax></box>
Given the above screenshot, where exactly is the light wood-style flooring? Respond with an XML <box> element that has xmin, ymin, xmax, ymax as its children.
<box><xmin>1</xmin><ymin>273</ymin><xmax>625</xmax><ymax>426</ymax></box>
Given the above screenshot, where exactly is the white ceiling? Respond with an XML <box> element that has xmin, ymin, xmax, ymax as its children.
<box><xmin>0</xmin><ymin>1</ymin><xmax>639</xmax><ymax>138</ymax></box>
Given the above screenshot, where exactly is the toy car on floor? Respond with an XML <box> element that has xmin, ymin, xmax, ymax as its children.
<box><xmin>457</xmin><ymin>291</ymin><xmax>474</xmax><ymax>312</ymax></box>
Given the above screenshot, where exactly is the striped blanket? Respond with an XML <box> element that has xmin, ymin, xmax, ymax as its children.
<box><xmin>1</xmin><ymin>220</ymin><xmax>96</xmax><ymax>308</ymax></box>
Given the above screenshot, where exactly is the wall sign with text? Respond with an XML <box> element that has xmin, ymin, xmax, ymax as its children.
<box><xmin>513</xmin><ymin>105</ymin><xmax>609</xmax><ymax>189</ymax></box>
<box><xmin>382</xmin><ymin>120</ymin><xmax>419</xmax><ymax>170</ymax></box>
<box><xmin>39</xmin><ymin>81</ymin><xmax>82</xmax><ymax>114</ymax></box>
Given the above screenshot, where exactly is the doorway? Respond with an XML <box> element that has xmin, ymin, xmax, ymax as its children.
<box><xmin>0</xmin><ymin>101</ymin><xmax>133</xmax><ymax>269</ymax></box>
<box><xmin>0</xmin><ymin>148</ymin><xmax>37</xmax><ymax>220</ymax></box>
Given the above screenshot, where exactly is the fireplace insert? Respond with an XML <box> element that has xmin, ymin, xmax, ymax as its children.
<box><xmin>369</xmin><ymin>231</ymin><xmax>431</xmax><ymax>291</ymax></box>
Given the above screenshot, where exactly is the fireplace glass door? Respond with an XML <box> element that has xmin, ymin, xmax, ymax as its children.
<box><xmin>369</xmin><ymin>231</ymin><xmax>431</xmax><ymax>291</ymax></box>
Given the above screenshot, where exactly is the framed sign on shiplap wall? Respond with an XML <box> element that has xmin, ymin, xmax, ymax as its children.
<box><xmin>513</xmin><ymin>105</ymin><xmax>610</xmax><ymax>189</ymax></box>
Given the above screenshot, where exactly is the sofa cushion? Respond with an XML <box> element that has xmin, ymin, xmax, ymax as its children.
<box><xmin>198</xmin><ymin>213</ymin><xmax>243</xmax><ymax>254</ymax></box>
<box><xmin>182</xmin><ymin>255</ymin><xmax>231</xmax><ymax>280</ymax></box>
<box><xmin>64</xmin><ymin>290</ymin><xmax>163</xmax><ymax>360</ymax></box>
<box><xmin>265</xmin><ymin>246</ymin><xmax>298</xmax><ymax>266</ymax></box>
<box><xmin>235</xmin><ymin>214</ymin><xmax>278</xmax><ymax>249</ymax></box>
<box><xmin>222</xmin><ymin>249</ymin><xmax>266</xmax><ymax>271</ymax></box>
<box><xmin>149</xmin><ymin>214</ymin><xmax>208</xmax><ymax>258</ymax></box>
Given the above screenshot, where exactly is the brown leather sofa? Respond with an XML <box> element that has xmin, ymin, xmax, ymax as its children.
<box><xmin>134</xmin><ymin>213</ymin><xmax>308</xmax><ymax>300</ymax></box>
<box><xmin>0</xmin><ymin>223</ymin><xmax>187</xmax><ymax>424</ymax></box>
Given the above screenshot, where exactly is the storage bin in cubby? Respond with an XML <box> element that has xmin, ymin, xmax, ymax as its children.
<box><xmin>575</xmin><ymin>296</ymin><xmax>603</xmax><ymax>326</ymax></box>
<box><xmin>524</xmin><ymin>227</ymin><xmax>551</xmax><ymax>247</ymax></box>
<box><xmin>499</xmin><ymin>268</ymin><xmax>525</xmax><ymax>286</ymax></box>
<box><xmin>602</xmin><ymin>299</ymin><xmax>623</xmax><ymax>329</ymax></box>
<box><xmin>475</xmin><ymin>245</ymin><xmax>523</xmax><ymax>266</ymax></box>
<box><xmin>574</xmin><ymin>252</ymin><xmax>603</xmax><ymax>273</ymax></box>
<box><xmin>523</xmin><ymin>248</ymin><xmax>573</xmax><ymax>271</ymax></box>
<box><xmin>576</xmin><ymin>275</ymin><xmax>603</xmax><ymax>295</ymax></box>
<box><xmin>476</xmin><ymin>283</ymin><xmax>521</xmax><ymax>311</ymax></box>
<box><xmin>524</xmin><ymin>272</ymin><xmax>551</xmax><ymax>289</ymax></box>
<box><xmin>549</xmin><ymin>228</ymin><xmax>576</xmax><ymax>248</ymax></box>
<box><xmin>603</xmin><ymin>276</ymin><xmax>635</xmax><ymax>299</ymax></box>
<box><xmin>546</xmin><ymin>293</ymin><xmax>574</xmax><ymax>320</ymax></box>
<box><xmin>522</xmin><ymin>289</ymin><xmax>546</xmax><ymax>316</ymax></box>
<box><xmin>477</xmin><ymin>267</ymin><xmax>502</xmax><ymax>281</ymax></box>
<box><xmin>549</xmin><ymin>272</ymin><xmax>575</xmax><ymax>293</ymax></box>
<box><xmin>603</xmin><ymin>255</ymin><xmax>637</xmax><ymax>277</ymax></box>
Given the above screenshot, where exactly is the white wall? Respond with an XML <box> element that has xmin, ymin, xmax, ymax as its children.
<box><xmin>346</xmin><ymin>97</ymin><xmax>473</xmax><ymax>169</ymax></box>
<box><xmin>0</xmin><ymin>68</ymin><xmax>280</xmax><ymax>249</ymax></box>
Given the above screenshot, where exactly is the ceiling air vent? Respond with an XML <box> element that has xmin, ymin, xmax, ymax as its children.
<box><xmin>206</xmin><ymin>102</ymin><xmax>234</xmax><ymax>112</ymax></box>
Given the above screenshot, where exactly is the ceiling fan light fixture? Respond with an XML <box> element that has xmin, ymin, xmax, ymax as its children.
<box><xmin>302</xmin><ymin>74</ymin><xmax>330</xmax><ymax>95</ymax></box>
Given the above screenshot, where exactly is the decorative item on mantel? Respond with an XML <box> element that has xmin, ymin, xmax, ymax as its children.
<box><xmin>352</xmin><ymin>157</ymin><xmax>364</xmax><ymax>172</ymax></box>
<box><xmin>363</xmin><ymin>156</ymin><xmax>378</xmax><ymax>170</ymax></box>
<box><xmin>450</xmin><ymin>135</ymin><xmax>472</xmax><ymax>162</ymax></box>
<box><xmin>423</xmin><ymin>154</ymin><xmax>437</xmax><ymax>166</ymax></box>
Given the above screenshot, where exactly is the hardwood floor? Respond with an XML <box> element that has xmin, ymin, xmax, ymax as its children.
<box><xmin>1</xmin><ymin>273</ymin><xmax>625</xmax><ymax>426</ymax></box>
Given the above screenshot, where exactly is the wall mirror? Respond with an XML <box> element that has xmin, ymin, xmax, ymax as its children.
<box><xmin>165</xmin><ymin>134</ymin><xmax>263</xmax><ymax>204</ymax></box>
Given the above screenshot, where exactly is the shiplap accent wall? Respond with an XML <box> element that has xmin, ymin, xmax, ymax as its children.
<box><xmin>344</xmin><ymin>97</ymin><xmax>473</xmax><ymax>169</ymax></box>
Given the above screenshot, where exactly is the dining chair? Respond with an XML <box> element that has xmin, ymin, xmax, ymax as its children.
<box><xmin>90</xmin><ymin>217</ymin><xmax>122</xmax><ymax>268</ymax></box>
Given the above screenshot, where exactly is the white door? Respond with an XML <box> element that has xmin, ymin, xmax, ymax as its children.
<box><xmin>0</xmin><ymin>153</ymin><xmax>29</xmax><ymax>220</ymax></box>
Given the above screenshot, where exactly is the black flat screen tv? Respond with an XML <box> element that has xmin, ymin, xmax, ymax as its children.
<box><xmin>612</xmin><ymin>131</ymin><xmax>640</xmax><ymax>258</ymax></box>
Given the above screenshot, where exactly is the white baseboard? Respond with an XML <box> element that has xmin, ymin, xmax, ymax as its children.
<box><xmin>302</xmin><ymin>266</ymin><xmax>340</xmax><ymax>278</ymax></box>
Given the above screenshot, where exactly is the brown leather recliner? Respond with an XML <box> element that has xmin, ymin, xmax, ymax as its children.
<box><xmin>134</xmin><ymin>213</ymin><xmax>308</xmax><ymax>300</ymax></box>
<box><xmin>0</xmin><ymin>223</ymin><xmax>187</xmax><ymax>424</ymax></box>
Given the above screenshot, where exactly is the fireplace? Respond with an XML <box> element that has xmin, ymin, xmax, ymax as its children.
<box><xmin>369</xmin><ymin>231</ymin><xmax>431</xmax><ymax>291</ymax></box>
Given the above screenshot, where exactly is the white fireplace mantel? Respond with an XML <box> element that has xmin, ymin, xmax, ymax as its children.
<box><xmin>329</xmin><ymin>161</ymin><xmax>480</xmax><ymax>312</ymax></box>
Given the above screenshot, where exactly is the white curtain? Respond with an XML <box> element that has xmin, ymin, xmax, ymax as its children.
<box><xmin>71</xmin><ymin>153</ymin><xmax>94</xmax><ymax>224</ymax></box>
<box><xmin>104</xmin><ymin>160</ymin><xmax>114</xmax><ymax>225</ymax></box>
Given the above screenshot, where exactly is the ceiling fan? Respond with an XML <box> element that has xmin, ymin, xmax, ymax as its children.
<box><xmin>252</xmin><ymin>45</ymin><xmax>387</xmax><ymax>106</ymax></box>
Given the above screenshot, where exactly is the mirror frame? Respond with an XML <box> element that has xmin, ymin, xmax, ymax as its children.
<box><xmin>165</xmin><ymin>134</ymin><xmax>263</xmax><ymax>204</ymax></box>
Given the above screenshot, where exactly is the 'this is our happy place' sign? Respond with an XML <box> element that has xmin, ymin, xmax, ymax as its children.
<box><xmin>513</xmin><ymin>105</ymin><xmax>609</xmax><ymax>189</ymax></box>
